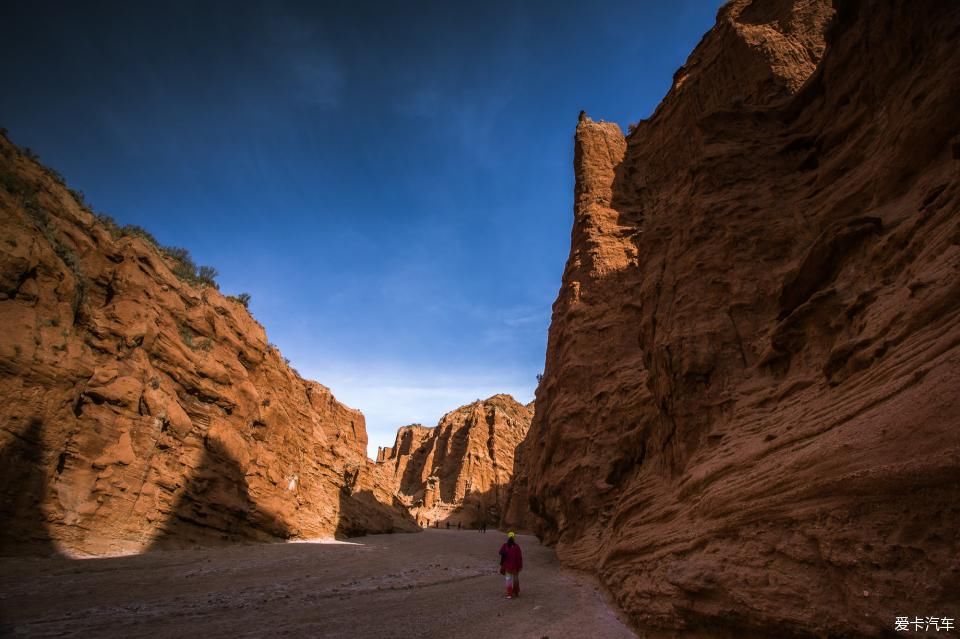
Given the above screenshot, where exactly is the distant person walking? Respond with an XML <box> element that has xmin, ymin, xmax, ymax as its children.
<box><xmin>498</xmin><ymin>531</ymin><xmax>523</xmax><ymax>599</ymax></box>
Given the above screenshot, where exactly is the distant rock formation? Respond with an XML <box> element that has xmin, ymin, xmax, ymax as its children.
<box><xmin>0</xmin><ymin>133</ymin><xmax>415</xmax><ymax>556</ymax></box>
<box><xmin>378</xmin><ymin>395</ymin><xmax>532</xmax><ymax>527</ymax></box>
<box><xmin>512</xmin><ymin>0</ymin><xmax>960</xmax><ymax>636</ymax></box>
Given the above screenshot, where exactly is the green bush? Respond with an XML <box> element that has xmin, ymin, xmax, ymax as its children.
<box><xmin>46</xmin><ymin>168</ymin><xmax>66</xmax><ymax>186</ymax></box>
<box><xmin>227</xmin><ymin>292</ymin><xmax>251</xmax><ymax>308</ymax></box>
<box><xmin>178</xmin><ymin>324</ymin><xmax>196</xmax><ymax>349</ymax></box>
<box><xmin>197</xmin><ymin>265</ymin><xmax>218</xmax><ymax>286</ymax></box>
<box><xmin>119</xmin><ymin>224</ymin><xmax>159</xmax><ymax>246</ymax></box>
<box><xmin>162</xmin><ymin>248</ymin><xmax>199</xmax><ymax>281</ymax></box>
<box><xmin>24</xmin><ymin>194</ymin><xmax>48</xmax><ymax>225</ymax></box>
<box><xmin>0</xmin><ymin>165</ymin><xmax>35</xmax><ymax>197</ymax></box>
<box><xmin>92</xmin><ymin>213</ymin><xmax>217</xmax><ymax>287</ymax></box>
<box><xmin>96</xmin><ymin>213</ymin><xmax>121</xmax><ymax>236</ymax></box>
<box><xmin>161</xmin><ymin>246</ymin><xmax>216</xmax><ymax>288</ymax></box>
<box><xmin>2</xmin><ymin>167</ymin><xmax>227</xmax><ymax>294</ymax></box>
<box><xmin>68</xmin><ymin>188</ymin><xmax>87</xmax><ymax>207</ymax></box>
<box><xmin>168</xmin><ymin>250</ymin><xmax>198</xmax><ymax>282</ymax></box>
<box><xmin>163</xmin><ymin>246</ymin><xmax>192</xmax><ymax>264</ymax></box>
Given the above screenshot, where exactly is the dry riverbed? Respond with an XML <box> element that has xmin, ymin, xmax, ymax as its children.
<box><xmin>0</xmin><ymin>530</ymin><xmax>636</xmax><ymax>638</ymax></box>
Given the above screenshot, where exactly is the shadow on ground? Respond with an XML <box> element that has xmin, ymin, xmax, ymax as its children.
<box><xmin>0</xmin><ymin>414</ymin><xmax>417</xmax><ymax>557</ymax></box>
<box><xmin>336</xmin><ymin>486</ymin><xmax>419</xmax><ymax>538</ymax></box>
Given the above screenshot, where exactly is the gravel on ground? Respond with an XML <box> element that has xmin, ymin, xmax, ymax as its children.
<box><xmin>0</xmin><ymin>529</ymin><xmax>637</xmax><ymax>638</ymax></box>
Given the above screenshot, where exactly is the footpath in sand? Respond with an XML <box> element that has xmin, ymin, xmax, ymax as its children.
<box><xmin>0</xmin><ymin>530</ymin><xmax>636</xmax><ymax>638</ymax></box>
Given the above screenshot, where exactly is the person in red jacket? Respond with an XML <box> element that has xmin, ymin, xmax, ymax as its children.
<box><xmin>498</xmin><ymin>531</ymin><xmax>523</xmax><ymax>598</ymax></box>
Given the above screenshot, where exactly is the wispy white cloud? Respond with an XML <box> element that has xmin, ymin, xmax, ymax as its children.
<box><xmin>299</xmin><ymin>361</ymin><xmax>535</xmax><ymax>459</ymax></box>
<box><xmin>502</xmin><ymin>307</ymin><xmax>550</xmax><ymax>328</ymax></box>
<box><xmin>480</xmin><ymin>304</ymin><xmax>551</xmax><ymax>345</ymax></box>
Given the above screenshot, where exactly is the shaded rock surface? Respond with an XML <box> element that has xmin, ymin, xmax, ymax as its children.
<box><xmin>514</xmin><ymin>1</ymin><xmax>960</xmax><ymax>636</ymax></box>
<box><xmin>0</xmin><ymin>134</ymin><xmax>416</xmax><ymax>556</ymax></box>
<box><xmin>378</xmin><ymin>395</ymin><xmax>533</xmax><ymax>527</ymax></box>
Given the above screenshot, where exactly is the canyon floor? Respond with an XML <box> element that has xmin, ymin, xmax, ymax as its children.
<box><xmin>0</xmin><ymin>530</ymin><xmax>636</xmax><ymax>638</ymax></box>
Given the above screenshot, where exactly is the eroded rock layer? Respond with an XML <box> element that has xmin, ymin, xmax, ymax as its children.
<box><xmin>0</xmin><ymin>134</ymin><xmax>416</xmax><ymax>556</ymax></box>
<box><xmin>378</xmin><ymin>395</ymin><xmax>532</xmax><ymax>527</ymax></box>
<box><xmin>517</xmin><ymin>1</ymin><xmax>960</xmax><ymax>636</ymax></box>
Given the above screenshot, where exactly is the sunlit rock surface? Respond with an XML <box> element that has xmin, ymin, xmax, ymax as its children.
<box><xmin>0</xmin><ymin>134</ymin><xmax>415</xmax><ymax>556</ymax></box>
<box><xmin>378</xmin><ymin>394</ymin><xmax>533</xmax><ymax>527</ymax></box>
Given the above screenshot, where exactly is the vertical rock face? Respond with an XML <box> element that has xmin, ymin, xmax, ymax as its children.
<box><xmin>0</xmin><ymin>134</ymin><xmax>415</xmax><ymax>556</ymax></box>
<box><xmin>520</xmin><ymin>0</ymin><xmax>960</xmax><ymax>636</ymax></box>
<box><xmin>378</xmin><ymin>395</ymin><xmax>532</xmax><ymax>526</ymax></box>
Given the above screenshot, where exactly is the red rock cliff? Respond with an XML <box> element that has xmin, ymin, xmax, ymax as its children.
<box><xmin>518</xmin><ymin>0</ymin><xmax>960</xmax><ymax>636</ymax></box>
<box><xmin>0</xmin><ymin>134</ymin><xmax>416</xmax><ymax>556</ymax></box>
<box><xmin>379</xmin><ymin>394</ymin><xmax>532</xmax><ymax>527</ymax></box>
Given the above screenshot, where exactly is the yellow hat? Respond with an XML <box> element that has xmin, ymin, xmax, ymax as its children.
<box><xmin>507</xmin><ymin>531</ymin><xmax>516</xmax><ymax>539</ymax></box>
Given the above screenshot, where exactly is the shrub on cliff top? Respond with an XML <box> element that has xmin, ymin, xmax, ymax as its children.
<box><xmin>95</xmin><ymin>213</ymin><xmax>120</xmax><ymax>236</ymax></box>
<box><xmin>197</xmin><ymin>265</ymin><xmax>218</xmax><ymax>286</ymax></box>
<box><xmin>227</xmin><ymin>292</ymin><xmax>251</xmax><ymax>308</ymax></box>
<box><xmin>119</xmin><ymin>224</ymin><xmax>159</xmax><ymax>246</ymax></box>
<box><xmin>96</xmin><ymin>214</ymin><xmax>162</xmax><ymax>249</ymax></box>
<box><xmin>160</xmin><ymin>246</ymin><xmax>219</xmax><ymax>289</ymax></box>
<box><xmin>91</xmin><ymin>213</ymin><xmax>217</xmax><ymax>288</ymax></box>
<box><xmin>163</xmin><ymin>246</ymin><xmax>198</xmax><ymax>280</ymax></box>
<box><xmin>68</xmin><ymin>188</ymin><xmax>87</xmax><ymax>207</ymax></box>
<box><xmin>46</xmin><ymin>167</ymin><xmax>66</xmax><ymax>186</ymax></box>
<box><xmin>6</xmin><ymin>137</ymin><xmax>223</xmax><ymax>292</ymax></box>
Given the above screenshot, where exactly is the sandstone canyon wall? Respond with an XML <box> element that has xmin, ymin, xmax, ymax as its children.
<box><xmin>0</xmin><ymin>133</ymin><xmax>415</xmax><ymax>556</ymax></box>
<box><xmin>516</xmin><ymin>0</ymin><xmax>960</xmax><ymax>636</ymax></box>
<box><xmin>378</xmin><ymin>394</ymin><xmax>532</xmax><ymax>527</ymax></box>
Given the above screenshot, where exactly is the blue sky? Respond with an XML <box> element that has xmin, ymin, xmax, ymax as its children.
<box><xmin>1</xmin><ymin>0</ymin><xmax>722</xmax><ymax>457</ymax></box>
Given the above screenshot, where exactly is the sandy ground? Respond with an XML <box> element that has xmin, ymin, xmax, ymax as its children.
<box><xmin>0</xmin><ymin>530</ymin><xmax>636</xmax><ymax>638</ymax></box>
